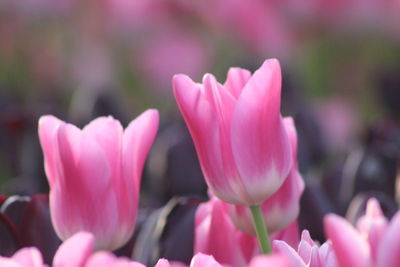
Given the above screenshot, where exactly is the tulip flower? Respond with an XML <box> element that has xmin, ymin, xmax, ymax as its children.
<box><xmin>38</xmin><ymin>110</ymin><xmax>159</xmax><ymax>250</ymax></box>
<box><xmin>324</xmin><ymin>198</ymin><xmax>400</xmax><ymax>267</ymax></box>
<box><xmin>228</xmin><ymin>118</ymin><xmax>304</xmax><ymax>234</ymax></box>
<box><xmin>173</xmin><ymin>58</ymin><xmax>292</xmax><ymax>206</ymax></box>
<box><xmin>195</xmin><ymin>196</ymin><xmax>303</xmax><ymax>266</ymax></box>
<box><xmin>273</xmin><ymin>230</ymin><xmax>338</xmax><ymax>267</ymax></box>
<box><xmin>194</xmin><ymin>196</ymin><xmax>258</xmax><ymax>267</ymax></box>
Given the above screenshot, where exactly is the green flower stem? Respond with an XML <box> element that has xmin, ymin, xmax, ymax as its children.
<box><xmin>250</xmin><ymin>205</ymin><xmax>272</xmax><ymax>254</ymax></box>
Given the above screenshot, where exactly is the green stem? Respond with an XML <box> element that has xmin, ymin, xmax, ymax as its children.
<box><xmin>250</xmin><ymin>205</ymin><xmax>272</xmax><ymax>254</ymax></box>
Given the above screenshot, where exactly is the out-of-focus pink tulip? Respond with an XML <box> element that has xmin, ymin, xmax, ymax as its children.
<box><xmin>195</xmin><ymin>196</ymin><xmax>258</xmax><ymax>267</ymax></box>
<box><xmin>173</xmin><ymin>59</ymin><xmax>293</xmax><ymax>205</ymax></box>
<box><xmin>0</xmin><ymin>247</ymin><xmax>45</xmax><ymax>267</ymax></box>
<box><xmin>228</xmin><ymin>118</ymin><xmax>304</xmax><ymax>233</ymax></box>
<box><xmin>53</xmin><ymin>232</ymin><xmax>146</xmax><ymax>266</ymax></box>
<box><xmin>273</xmin><ymin>230</ymin><xmax>338</xmax><ymax>267</ymax></box>
<box><xmin>38</xmin><ymin>111</ymin><xmax>159</xmax><ymax>250</ymax></box>
<box><xmin>195</xmin><ymin>195</ymin><xmax>299</xmax><ymax>266</ymax></box>
<box><xmin>248</xmin><ymin>254</ymin><xmax>290</xmax><ymax>267</ymax></box>
<box><xmin>324</xmin><ymin>198</ymin><xmax>400</xmax><ymax>267</ymax></box>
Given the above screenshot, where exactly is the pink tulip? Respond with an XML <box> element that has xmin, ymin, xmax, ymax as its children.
<box><xmin>195</xmin><ymin>195</ymin><xmax>300</xmax><ymax>266</ymax></box>
<box><xmin>228</xmin><ymin>117</ymin><xmax>304</xmax><ymax>233</ymax></box>
<box><xmin>0</xmin><ymin>247</ymin><xmax>45</xmax><ymax>267</ymax></box>
<box><xmin>273</xmin><ymin>230</ymin><xmax>338</xmax><ymax>267</ymax></box>
<box><xmin>195</xmin><ymin>196</ymin><xmax>258</xmax><ymax>267</ymax></box>
<box><xmin>173</xmin><ymin>59</ymin><xmax>293</xmax><ymax>205</ymax></box>
<box><xmin>38</xmin><ymin>110</ymin><xmax>159</xmax><ymax>250</ymax></box>
<box><xmin>324</xmin><ymin>198</ymin><xmax>400</xmax><ymax>267</ymax></box>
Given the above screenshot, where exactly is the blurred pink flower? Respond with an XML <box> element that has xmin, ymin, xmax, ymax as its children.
<box><xmin>140</xmin><ymin>31</ymin><xmax>209</xmax><ymax>92</ymax></box>
<box><xmin>273</xmin><ymin>230</ymin><xmax>338</xmax><ymax>267</ymax></box>
<box><xmin>0</xmin><ymin>247</ymin><xmax>45</xmax><ymax>267</ymax></box>
<box><xmin>38</xmin><ymin>111</ymin><xmax>159</xmax><ymax>250</ymax></box>
<box><xmin>228</xmin><ymin>117</ymin><xmax>304</xmax><ymax>234</ymax></box>
<box><xmin>325</xmin><ymin>198</ymin><xmax>400</xmax><ymax>267</ymax></box>
<box><xmin>173</xmin><ymin>59</ymin><xmax>293</xmax><ymax>205</ymax></box>
<box><xmin>53</xmin><ymin>232</ymin><xmax>145</xmax><ymax>267</ymax></box>
<box><xmin>316</xmin><ymin>99</ymin><xmax>358</xmax><ymax>152</ymax></box>
<box><xmin>195</xmin><ymin>0</ymin><xmax>292</xmax><ymax>57</ymax></box>
<box><xmin>195</xmin><ymin>195</ymin><xmax>302</xmax><ymax>267</ymax></box>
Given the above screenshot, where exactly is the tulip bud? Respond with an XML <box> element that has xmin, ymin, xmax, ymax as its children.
<box><xmin>38</xmin><ymin>110</ymin><xmax>159</xmax><ymax>250</ymax></box>
<box><xmin>173</xmin><ymin>59</ymin><xmax>293</xmax><ymax>205</ymax></box>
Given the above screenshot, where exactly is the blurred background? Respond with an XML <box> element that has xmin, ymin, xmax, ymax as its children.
<box><xmin>1</xmin><ymin>0</ymin><xmax>400</xmax><ymax>264</ymax></box>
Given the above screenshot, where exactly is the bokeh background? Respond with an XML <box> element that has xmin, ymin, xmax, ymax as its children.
<box><xmin>1</xmin><ymin>0</ymin><xmax>400</xmax><ymax>264</ymax></box>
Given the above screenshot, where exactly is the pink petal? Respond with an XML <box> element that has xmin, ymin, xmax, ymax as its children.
<box><xmin>194</xmin><ymin>199</ymin><xmax>250</xmax><ymax>267</ymax></box>
<box><xmin>248</xmin><ymin>254</ymin><xmax>291</xmax><ymax>267</ymax></box>
<box><xmin>376</xmin><ymin>212</ymin><xmax>400</xmax><ymax>267</ymax></box>
<box><xmin>173</xmin><ymin>75</ymin><xmax>240</xmax><ymax>203</ymax></box>
<box><xmin>12</xmin><ymin>247</ymin><xmax>44</xmax><ymax>267</ymax></box>
<box><xmin>85</xmin><ymin>251</ymin><xmax>145</xmax><ymax>267</ymax></box>
<box><xmin>356</xmin><ymin>198</ymin><xmax>388</xmax><ymax>262</ymax></box>
<box><xmin>224</xmin><ymin>67</ymin><xmax>252</xmax><ymax>99</ymax></box>
<box><xmin>297</xmin><ymin>230</ymin><xmax>315</xmax><ymax>263</ymax></box>
<box><xmin>52</xmin><ymin>124</ymin><xmax>118</xmax><ymax>246</ymax></box>
<box><xmin>283</xmin><ymin>117</ymin><xmax>298</xmax><ymax>159</ymax></box>
<box><xmin>260</xmin><ymin>166</ymin><xmax>304</xmax><ymax>232</ymax></box>
<box><xmin>83</xmin><ymin>116</ymin><xmax>123</xmax><ymax>185</ymax></box>
<box><xmin>203</xmin><ymin>74</ymin><xmax>249</xmax><ymax>202</ymax></box>
<box><xmin>231</xmin><ymin>59</ymin><xmax>292</xmax><ymax>204</ymax></box>
<box><xmin>53</xmin><ymin>232</ymin><xmax>94</xmax><ymax>267</ymax></box>
<box><xmin>154</xmin><ymin>259</ymin><xmax>172</xmax><ymax>267</ymax></box>
<box><xmin>324</xmin><ymin>214</ymin><xmax>370</xmax><ymax>267</ymax></box>
<box><xmin>189</xmin><ymin>253</ymin><xmax>223</xmax><ymax>267</ymax></box>
<box><xmin>273</xmin><ymin>240</ymin><xmax>306</xmax><ymax>267</ymax></box>
<box><xmin>0</xmin><ymin>258</ymin><xmax>21</xmax><ymax>267</ymax></box>
<box><xmin>123</xmin><ymin>109</ymin><xmax>159</xmax><ymax>196</ymax></box>
<box><xmin>38</xmin><ymin>115</ymin><xmax>64</xmax><ymax>187</ymax></box>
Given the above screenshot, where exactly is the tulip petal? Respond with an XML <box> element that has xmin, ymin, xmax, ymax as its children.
<box><xmin>38</xmin><ymin>115</ymin><xmax>64</xmax><ymax>187</ymax></box>
<box><xmin>224</xmin><ymin>67</ymin><xmax>252</xmax><ymax>99</ymax></box>
<box><xmin>194</xmin><ymin>199</ymin><xmax>250</xmax><ymax>266</ymax></box>
<box><xmin>154</xmin><ymin>259</ymin><xmax>172</xmax><ymax>267</ymax></box>
<box><xmin>324</xmin><ymin>214</ymin><xmax>370</xmax><ymax>267</ymax></box>
<box><xmin>231</xmin><ymin>59</ymin><xmax>292</xmax><ymax>203</ymax></box>
<box><xmin>123</xmin><ymin>109</ymin><xmax>159</xmax><ymax>196</ymax></box>
<box><xmin>376</xmin><ymin>212</ymin><xmax>400</xmax><ymax>267</ymax></box>
<box><xmin>83</xmin><ymin>116</ymin><xmax>123</xmax><ymax>183</ymax></box>
<box><xmin>86</xmin><ymin>251</ymin><xmax>145</xmax><ymax>267</ymax></box>
<box><xmin>12</xmin><ymin>247</ymin><xmax>44</xmax><ymax>267</ymax></box>
<box><xmin>53</xmin><ymin>232</ymin><xmax>94</xmax><ymax>267</ymax></box>
<box><xmin>248</xmin><ymin>254</ymin><xmax>290</xmax><ymax>267</ymax></box>
<box><xmin>190</xmin><ymin>253</ymin><xmax>223</xmax><ymax>267</ymax></box>
<box><xmin>53</xmin><ymin>124</ymin><xmax>118</xmax><ymax>246</ymax></box>
<box><xmin>173</xmin><ymin>75</ymin><xmax>240</xmax><ymax>203</ymax></box>
<box><xmin>273</xmin><ymin>240</ymin><xmax>306</xmax><ymax>267</ymax></box>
